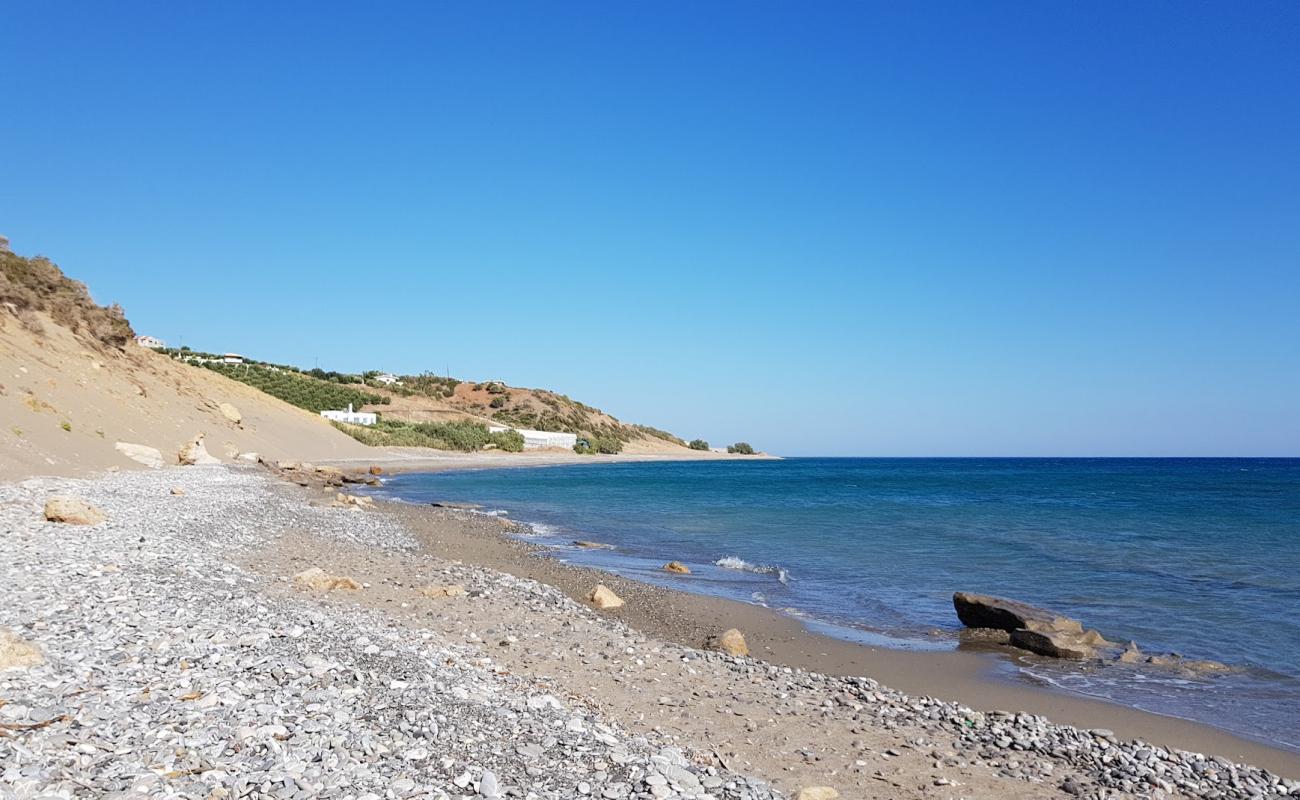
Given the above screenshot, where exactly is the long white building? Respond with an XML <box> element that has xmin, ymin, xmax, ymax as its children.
<box><xmin>488</xmin><ymin>425</ymin><xmax>577</xmax><ymax>450</ymax></box>
<box><xmin>321</xmin><ymin>404</ymin><xmax>377</xmax><ymax>426</ymax></box>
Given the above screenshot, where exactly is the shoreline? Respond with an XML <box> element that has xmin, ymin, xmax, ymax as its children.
<box><xmin>317</xmin><ymin>447</ymin><xmax>781</xmax><ymax>475</ymax></box>
<box><xmin>365</xmin><ymin>476</ymin><xmax>1300</xmax><ymax>779</ymax></box>
<box><xmin>5</xmin><ymin>463</ymin><xmax>1296</xmax><ymax>798</ymax></box>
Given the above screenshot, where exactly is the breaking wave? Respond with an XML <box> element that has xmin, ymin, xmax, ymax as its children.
<box><xmin>716</xmin><ymin>556</ymin><xmax>791</xmax><ymax>585</ymax></box>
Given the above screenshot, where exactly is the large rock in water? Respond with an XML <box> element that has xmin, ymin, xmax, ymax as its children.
<box><xmin>955</xmin><ymin>592</ymin><xmax>1116</xmax><ymax>660</ymax></box>
<box><xmin>952</xmin><ymin>592</ymin><xmax>1081</xmax><ymax>633</ymax></box>
<box><xmin>1011</xmin><ymin>624</ymin><xmax>1114</xmax><ymax>661</ymax></box>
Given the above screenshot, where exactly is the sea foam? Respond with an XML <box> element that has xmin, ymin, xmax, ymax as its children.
<box><xmin>716</xmin><ymin>556</ymin><xmax>791</xmax><ymax>584</ymax></box>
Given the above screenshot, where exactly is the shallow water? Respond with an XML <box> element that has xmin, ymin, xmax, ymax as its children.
<box><xmin>375</xmin><ymin>457</ymin><xmax>1300</xmax><ymax>752</ymax></box>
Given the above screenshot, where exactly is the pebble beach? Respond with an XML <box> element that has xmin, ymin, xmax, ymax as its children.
<box><xmin>3</xmin><ymin>465</ymin><xmax>1299</xmax><ymax>799</ymax></box>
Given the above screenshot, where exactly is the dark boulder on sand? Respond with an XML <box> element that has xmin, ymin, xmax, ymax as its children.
<box><xmin>952</xmin><ymin>592</ymin><xmax>1081</xmax><ymax>633</ymax></box>
<box><xmin>954</xmin><ymin>592</ymin><xmax>1116</xmax><ymax>661</ymax></box>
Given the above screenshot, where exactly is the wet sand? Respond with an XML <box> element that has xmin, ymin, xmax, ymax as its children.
<box><xmin>375</xmin><ymin>496</ymin><xmax>1300</xmax><ymax>780</ymax></box>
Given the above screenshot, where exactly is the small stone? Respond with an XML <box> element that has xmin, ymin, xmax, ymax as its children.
<box><xmin>292</xmin><ymin>567</ymin><xmax>362</xmax><ymax>591</ymax></box>
<box><xmin>586</xmin><ymin>584</ymin><xmax>625</xmax><ymax>610</ymax></box>
<box><xmin>709</xmin><ymin>628</ymin><xmax>749</xmax><ymax>657</ymax></box>
<box><xmin>0</xmin><ymin>628</ymin><xmax>43</xmax><ymax>670</ymax></box>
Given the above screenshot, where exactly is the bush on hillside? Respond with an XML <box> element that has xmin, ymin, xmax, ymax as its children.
<box><xmin>489</xmin><ymin>428</ymin><xmax>525</xmax><ymax>452</ymax></box>
<box><xmin>203</xmin><ymin>362</ymin><xmax>383</xmax><ymax>414</ymax></box>
<box><xmin>688</xmin><ymin>439</ymin><xmax>710</xmax><ymax>451</ymax></box>
<box><xmin>0</xmin><ymin>250</ymin><xmax>135</xmax><ymax>347</ymax></box>
<box><xmin>727</xmin><ymin>442</ymin><xmax>756</xmax><ymax>455</ymax></box>
<box><xmin>593</xmin><ymin>436</ymin><xmax>623</xmax><ymax>454</ymax></box>
<box><xmin>412</xmin><ymin>420</ymin><xmax>492</xmax><ymax>451</ymax></box>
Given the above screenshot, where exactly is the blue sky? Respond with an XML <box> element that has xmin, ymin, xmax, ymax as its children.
<box><xmin>2</xmin><ymin>2</ymin><xmax>1297</xmax><ymax>456</ymax></box>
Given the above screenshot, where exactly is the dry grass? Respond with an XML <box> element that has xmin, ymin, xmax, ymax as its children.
<box><xmin>0</xmin><ymin>250</ymin><xmax>135</xmax><ymax>348</ymax></box>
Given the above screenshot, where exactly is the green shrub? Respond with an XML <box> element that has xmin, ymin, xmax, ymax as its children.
<box><xmin>688</xmin><ymin>439</ymin><xmax>709</xmax><ymax>451</ymax></box>
<box><xmin>201</xmin><ymin>362</ymin><xmax>384</xmax><ymax>414</ymax></box>
<box><xmin>489</xmin><ymin>429</ymin><xmax>525</xmax><ymax>452</ymax></box>
<box><xmin>727</xmin><ymin>442</ymin><xmax>755</xmax><ymax>455</ymax></box>
<box><xmin>412</xmin><ymin>420</ymin><xmax>492</xmax><ymax>451</ymax></box>
<box><xmin>593</xmin><ymin>436</ymin><xmax>623</xmax><ymax>454</ymax></box>
<box><xmin>489</xmin><ymin>395</ymin><xmax>506</xmax><ymax>408</ymax></box>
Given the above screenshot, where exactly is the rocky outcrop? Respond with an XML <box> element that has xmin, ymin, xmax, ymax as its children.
<box><xmin>663</xmin><ymin>561</ymin><xmax>691</xmax><ymax>574</ymax></box>
<box><xmin>710</xmin><ymin>628</ymin><xmax>749</xmax><ymax>657</ymax></box>
<box><xmin>0</xmin><ymin>628</ymin><xmax>43</xmax><ymax>671</ymax></box>
<box><xmin>953</xmin><ymin>592</ymin><xmax>1080</xmax><ymax>633</ymax></box>
<box><xmin>333</xmin><ymin>493</ymin><xmax>375</xmax><ymax>509</ymax></box>
<box><xmin>177</xmin><ymin>433</ymin><xmax>220</xmax><ymax>466</ymax></box>
<box><xmin>586</xmin><ymin>584</ymin><xmax>625</xmax><ymax>610</ymax></box>
<box><xmin>114</xmin><ymin>441</ymin><xmax>164</xmax><ymax>469</ymax></box>
<box><xmin>573</xmin><ymin>540</ymin><xmax>612</xmax><ymax>550</ymax></box>
<box><xmin>1010</xmin><ymin>624</ymin><xmax>1114</xmax><ymax>661</ymax></box>
<box><xmin>218</xmin><ymin>402</ymin><xmax>242</xmax><ymax>426</ymax></box>
<box><xmin>43</xmin><ymin>495</ymin><xmax>106</xmax><ymax>525</ymax></box>
<box><xmin>292</xmin><ymin>567</ymin><xmax>361</xmax><ymax>592</ymax></box>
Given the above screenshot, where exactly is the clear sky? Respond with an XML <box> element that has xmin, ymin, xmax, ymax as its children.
<box><xmin>3</xmin><ymin>3</ymin><xmax>1298</xmax><ymax>456</ymax></box>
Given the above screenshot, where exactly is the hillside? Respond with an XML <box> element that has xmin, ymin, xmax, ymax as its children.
<box><xmin>153</xmin><ymin>350</ymin><xmax>696</xmax><ymax>453</ymax></box>
<box><xmin>0</xmin><ymin>246</ymin><xmax>728</xmax><ymax>477</ymax></box>
<box><xmin>368</xmin><ymin>379</ymin><xmax>691</xmax><ymax>454</ymax></box>
<box><xmin>0</xmin><ymin>247</ymin><xmax>376</xmax><ymax>479</ymax></box>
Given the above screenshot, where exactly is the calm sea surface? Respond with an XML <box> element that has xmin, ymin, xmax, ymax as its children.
<box><xmin>373</xmin><ymin>458</ymin><xmax>1300</xmax><ymax>752</ymax></box>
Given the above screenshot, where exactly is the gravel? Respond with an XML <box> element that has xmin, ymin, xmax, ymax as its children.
<box><xmin>2</xmin><ymin>466</ymin><xmax>1296</xmax><ymax>799</ymax></box>
<box><xmin>0</xmin><ymin>467</ymin><xmax>781</xmax><ymax>800</ymax></box>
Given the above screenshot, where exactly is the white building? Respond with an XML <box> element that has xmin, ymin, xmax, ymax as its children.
<box><xmin>374</xmin><ymin>372</ymin><xmax>402</xmax><ymax>385</ymax></box>
<box><xmin>222</xmin><ymin>353</ymin><xmax>245</xmax><ymax>364</ymax></box>
<box><xmin>321</xmin><ymin>404</ymin><xmax>378</xmax><ymax>426</ymax></box>
<box><xmin>135</xmin><ymin>335</ymin><xmax>166</xmax><ymax>349</ymax></box>
<box><xmin>488</xmin><ymin>425</ymin><xmax>577</xmax><ymax>450</ymax></box>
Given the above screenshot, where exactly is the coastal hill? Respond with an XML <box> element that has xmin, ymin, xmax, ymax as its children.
<box><xmin>0</xmin><ymin>246</ymin><xmax>732</xmax><ymax>478</ymax></box>
<box><xmin>0</xmin><ymin>247</ymin><xmax>378</xmax><ymax>479</ymax></box>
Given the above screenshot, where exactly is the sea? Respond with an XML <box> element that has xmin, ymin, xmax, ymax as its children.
<box><xmin>370</xmin><ymin>457</ymin><xmax>1300</xmax><ymax>753</ymax></box>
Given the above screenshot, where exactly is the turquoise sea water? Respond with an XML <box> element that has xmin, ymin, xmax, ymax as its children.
<box><xmin>373</xmin><ymin>458</ymin><xmax>1300</xmax><ymax>752</ymax></box>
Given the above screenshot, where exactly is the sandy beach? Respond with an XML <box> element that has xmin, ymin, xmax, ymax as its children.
<box><xmin>6</xmin><ymin>461</ymin><xmax>1296</xmax><ymax>799</ymax></box>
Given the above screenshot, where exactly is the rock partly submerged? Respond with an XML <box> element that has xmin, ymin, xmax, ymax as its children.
<box><xmin>954</xmin><ymin>592</ymin><xmax>1115</xmax><ymax>660</ymax></box>
<box><xmin>954</xmin><ymin>592</ymin><xmax>1231</xmax><ymax>672</ymax></box>
<box><xmin>953</xmin><ymin>591</ymin><xmax>1079</xmax><ymax>633</ymax></box>
<box><xmin>663</xmin><ymin>560</ymin><xmax>691</xmax><ymax>574</ymax></box>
